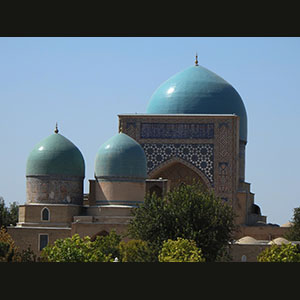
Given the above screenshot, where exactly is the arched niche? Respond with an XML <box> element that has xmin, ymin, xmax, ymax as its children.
<box><xmin>90</xmin><ymin>230</ymin><xmax>109</xmax><ymax>241</ymax></box>
<box><xmin>149</xmin><ymin>157</ymin><xmax>210</xmax><ymax>191</ymax></box>
<box><xmin>149</xmin><ymin>185</ymin><xmax>163</xmax><ymax>198</ymax></box>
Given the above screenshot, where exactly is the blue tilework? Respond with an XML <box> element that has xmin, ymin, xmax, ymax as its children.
<box><xmin>141</xmin><ymin>143</ymin><xmax>214</xmax><ymax>183</ymax></box>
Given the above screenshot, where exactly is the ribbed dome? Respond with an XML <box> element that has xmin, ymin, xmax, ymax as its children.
<box><xmin>146</xmin><ymin>65</ymin><xmax>248</xmax><ymax>142</ymax></box>
<box><xmin>26</xmin><ymin>132</ymin><xmax>85</xmax><ymax>177</ymax></box>
<box><xmin>95</xmin><ymin>133</ymin><xmax>147</xmax><ymax>180</ymax></box>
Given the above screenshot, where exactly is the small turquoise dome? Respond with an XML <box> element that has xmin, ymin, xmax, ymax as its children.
<box><xmin>146</xmin><ymin>64</ymin><xmax>247</xmax><ymax>142</ymax></box>
<box><xmin>26</xmin><ymin>132</ymin><xmax>85</xmax><ymax>177</ymax></box>
<box><xmin>95</xmin><ymin>133</ymin><xmax>147</xmax><ymax>180</ymax></box>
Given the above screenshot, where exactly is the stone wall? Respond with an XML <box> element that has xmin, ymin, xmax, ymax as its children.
<box><xmin>229</xmin><ymin>244</ymin><xmax>269</xmax><ymax>262</ymax></box>
<box><xmin>236</xmin><ymin>225</ymin><xmax>289</xmax><ymax>240</ymax></box>
<box><xmin>17</xmin><ymin>204</ymin><xmax>82</xmax><ymax>226</ymax></box>
<box><xmin>7</xmin><ymin>226</ymin><xmax>71</xmax><ymax>255</ymax></box>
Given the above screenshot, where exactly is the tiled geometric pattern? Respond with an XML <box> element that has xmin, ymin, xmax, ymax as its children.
<box><xmin>141</xmin><ymin>143</ymin><xmax>214</xmax><ymax>183</ymax></box>
<box><xmin>217</xmin><ymin>122</ymin><xmax>231</xmax><ymax>194</ymax></box>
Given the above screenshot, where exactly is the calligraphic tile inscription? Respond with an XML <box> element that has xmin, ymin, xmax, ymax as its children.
<box><xmin>140</xmin><ymin>123</ymin><xmax>214</xmax><ymax>139</ymax></box>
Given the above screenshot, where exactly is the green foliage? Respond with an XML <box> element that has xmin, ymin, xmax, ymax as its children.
<box><xmin>14</xmin><ymin>246</ymin><xmax>37</xmax><ymax>262</ymax></box>
<box><xmin>8</xmin><ymin>202</ymin><xmax>19</xmax><ymax>226</ymax></box>
<box><xmin>92</xmin><ymin>230</ymin><xmax>121</xmax><ymax>259</ymax></box>
<box><xmin>257</xmin><ymin>243</ymin><xmax>300</xmax><ymax>262</ymax></box>
<box><xmin>284</xmin><ymin>207</ymin><xmax>300</xmax><ymax>241</ymax></box>
<box><xmin>0</xmin><ymin>197</ymin><xmax>19</xmax><ymax>228</ymax></box>
<box><xmin>119</xmin><ymin>239</ymin><xmax>154</xmax><ymax>262</ymax></box>
<box><xmin>0</xmin><ymin>241</ymin><xmax>11</xmax><ymax>261</ymax></box>
<box><xmin>0</xmin><ymin>227</ymin><xmax>37</xmax><ymax>262</ymax></box>
<box><xmin>41</xmin><ymin>234</ymin><xmax>109</xmax><ymax>262</ymax></box>
<box><xmin>128</xmin><ymin>182</ymin><xmax>237</xmax><ymax>262</ymax></box>
<box><xmin>41</xmin><ymin>231</ymin><xmax>122</xmax><ymax>262</ymax></box>
<box><xmin>158</xmin><ymin>237</ymin><xmax>205</xmax><ymax>262</ymax></box>
<box><xmin>0</xmin><ymin>227</ymin><xmax>16</xmax><ymax>262</ymax></box>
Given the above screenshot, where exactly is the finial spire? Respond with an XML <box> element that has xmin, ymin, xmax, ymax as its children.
<box><xmin>54</xmin><ymin>122</ymin><xmax>59</xmax><ymax>134</ymax></box>
<box><xmin>195</xmin><ymin>52</ymin><xmax>198</xmax><ymax>66</ymax></box>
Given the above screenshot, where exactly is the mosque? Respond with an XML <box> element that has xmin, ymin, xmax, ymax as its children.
<box><xmin>7</xmin><ymin>56</ymin><xmax>292</xmax><ymax>261</ymax></box>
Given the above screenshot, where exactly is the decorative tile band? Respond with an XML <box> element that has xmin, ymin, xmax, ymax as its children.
<box><xmin>95</xmin><ymin>200</ymin><xmax>143</xmax><ymax>207</ymax></box>
<box><xmin>140</xmin><ymin>123</ymin><xmax>214</xmax><ymax>139</ymax></box>
<box><xmin>141</xmin><ymin>143</ymin><xmax>214</xmax><ymax>183</ymax></box>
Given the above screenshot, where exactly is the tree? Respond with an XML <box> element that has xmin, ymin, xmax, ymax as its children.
<box><xmin>158</xmin><ymin>237</ymin><xmax>205</xmax><ymax>262</ymax></box>
<box><xmin>41</xmin><ymin>231</ymin><xmax>121</xmax><ymax>262</ymax></box>
<box><xmin>0</xmin><ymin>197</ymin><xmax>19</xmax><ymax>228</ymax></box>
<box><xmin>7</xmin><ymin>202</ymin><xmax>19</xmax><ymax>226</ymax></box>
<box><xmin>0</xmin><ymin>226</ymin><xmax>38</xmax><ymax>262</ymax></box>
<box><xmin>128</xmin><ymin>182</ymin><xmax>237</xmax><ymax>262</ymax></box>
<box><xmin>0</xmin><ymin>227</ymin><xmax>16</xmax><ymax>262</ymax></box>
<box><xmin>257</xmin><ymin>243</ymin><xmax>300</xmax><ymax>262</ymax></box>
<box><xmin>0</xmin><ymin>197</ymin><xmax>9</xmax><ymax>228</ymax></box>
<box><xmin>92</xmin><ymin>230</ymin><xmax>121</xmax><ymax>260</ymax></box>
<box><xmin>118</xmin><ymin>239</ymin><xmax>154</xmax><ymax>262</ymax></box>
<box><xmin>284</xmin><ymin>207</ymin><xmax>300</xmax><ymax>241</ymax></box>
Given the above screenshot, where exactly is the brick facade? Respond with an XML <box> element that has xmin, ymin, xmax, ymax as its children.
<box><xmin>6</xmin><ymin>114</ymin><xmax>291</xmax><ymax>261</ymax></box>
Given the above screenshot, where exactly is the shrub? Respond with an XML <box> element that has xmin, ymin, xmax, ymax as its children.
<box><xmin>158</xmin><ymin>237</ymin><xmax>205</xmax><ymax>262</ymax></box>
<box><xmin>41</xmin><ymin>233</ymin><xmax>119</xmax><ymax>262</ymax></box>
<box><xmin>257</xmin><ymin>243</ymin><xmax>300</xmax><ymax>262</ymax></box>
<box><xmin>92</xmin><ymin>230</ymin><xmax>121</xmax><ymax>260</ymax></box>
<box><xmin>119</xmin><ymin>239</ymin><xmax>154</xmax><ymax>262</ymax></box>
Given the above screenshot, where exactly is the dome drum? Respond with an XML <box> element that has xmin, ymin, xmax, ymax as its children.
<box><xmin>95</xmin><ymin>176</ymin><xmax>146</xmax><ymax>183</ymax></box>
<box><xmin>26</xmin><ymin>175</ymin><xmax>84</xmax><ymax>205</ymax></box>
<box><xmin>94</xmin><ymin>133</ymin><xmax>148</xmax><ymax>206</ymax></box>
<box><xmin>94</xmin><ymin>180</ymin><xmax>145</xmax><ymax>206</ymax></box>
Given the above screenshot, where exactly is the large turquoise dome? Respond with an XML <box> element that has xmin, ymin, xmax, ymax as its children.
<box><xmin>146</xmin><ymin>64</ymin><xmax>247</xmax><ymax>142</ymax></box>
<box><xmin>95</xmin><ymin>133</ymin><xmax>147</xmax><ymax>180</ymax></box>
<box><xmin>26</xmin><ymin>132</ymin><xmax>85</xmax><ymax>177</ymax></box>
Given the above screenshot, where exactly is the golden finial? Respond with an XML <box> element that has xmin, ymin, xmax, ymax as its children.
<box><xmin>119</xmin><ymin>125</ymin><xmax>123</xmax><ymax>133</ymax></box>
<box><xmin>195</xmin><ymin>52</ymin><xmax>199</xmax><ymax>66</ymax></box>
<box><xmin>54</xmin><ymin>122</ymin><xmax>59</xmax><ymax>134</ymax></box>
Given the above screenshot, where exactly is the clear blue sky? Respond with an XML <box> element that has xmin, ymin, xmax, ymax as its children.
<box><xmin>0</xmin><ymin>37</ymin><xmax>299</xmax><ymax>226</ymax></box>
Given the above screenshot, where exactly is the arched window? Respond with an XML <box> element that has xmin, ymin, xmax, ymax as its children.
<box><xmin>41</xmin><ymin>207</ymin><xmax>50</xmax><ymax>221</ymax></box>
